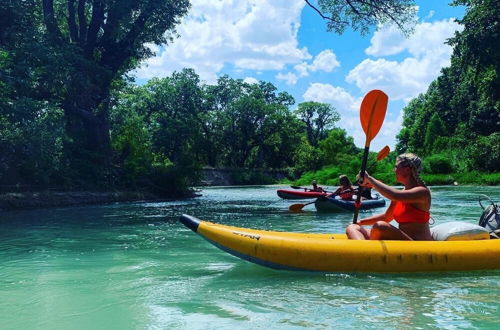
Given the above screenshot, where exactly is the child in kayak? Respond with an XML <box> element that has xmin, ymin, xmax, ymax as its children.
<box><xmin>331</xmin><ymin>175</ymin><xmax>354</xmax><ymax>200</ymax></box>
<box><xmin>346</xmin><ymin>153</ymin><xmax>433</xmax><ymax>241</ymax></box>
<box><xmin>309</xmin><ymin>180</ymin><xmax>326</xmax><ymax>192</ymax></box>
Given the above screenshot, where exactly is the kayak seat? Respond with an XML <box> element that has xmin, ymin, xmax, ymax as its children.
<box><xmin>431</xmin><ymin>221</ymin><xmax>490</xmax><ymax>241</ymax></box>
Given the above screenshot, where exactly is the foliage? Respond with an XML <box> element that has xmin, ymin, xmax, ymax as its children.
<box><xmin>306</xmin><ymin>0</ymin><xmax>418</xmax><ymax>35</ymax></box>
<box><xmin>395</xmin><ymin>0</ymin><xmax>499</xmax><ymax>174</ymax></box>
<box><xmin>294</xmin><ymin>101</ymin><xmax>340</xmax><ymax>147</ymax></box>
<box><xmin>422</xmin><ymin>172</ymin><xmax>500</xmax><ymax>186</ymax></box>
<box><xmin>319</xmin><ymin>128</ymin><xmax>357</xmax><ymax>164</ymax></box>
<box><xmin>1</xmin><ymin>0</ymin><xmax>498</xmax><ymax>196</ymax></box>
<box><xmin>423</xmin><ymin>154</ymin><xmax>454</xmax><ymax>174</ymax></box>
<box><xmin>465</xmin><ymin>133</ymin><xmax>500</xmax><ymax>172</ymax></box>
<box><xmin>230</xmin><ymin>170</ymin><xmax>276</xmax><ymax>185</ymax></box>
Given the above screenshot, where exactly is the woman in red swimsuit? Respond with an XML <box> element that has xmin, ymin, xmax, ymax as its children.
<box><xmin>332</xmin><ymin>175</ymin><xmax>354</xmax><ymax>200</ymax></box>
<box><xmin>346</xmin><ymin>153</ymin><xmax>433</xmax><ymax>241</ymax></box>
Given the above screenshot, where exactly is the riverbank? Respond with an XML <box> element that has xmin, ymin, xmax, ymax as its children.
<box><xmin>0</xmin><ymin>167</ymin><xmax>289</xmax><ymax>211</ymax></box>
<box><xmin>0</xmin><ymin>191</ymin><xmax>161</xmax><ymax>211</ymax></box>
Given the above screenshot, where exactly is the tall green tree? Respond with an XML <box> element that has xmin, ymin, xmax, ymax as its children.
<box><xmin>294</xmin><ymin>101</ymin><xmax>340</xmax><ymax>147</ymax></box>
<box><xmin>39</xmin><ymin>0</ymin><xmax>190</xmax><ymax>174</ymax></box>
<box><xmin>319</xmin><ymin>127</ymin><xmax>357</xmax><ymax>165</ymax></box>
<box><xmin>396</xmin><ymin>0</ymin><xmax>499</xmax><ymax>172</ymax></box>
<box><xmin>424</xmin><ymin>113</ymin><xmax>447</xmax><ymax>153</ymax></box>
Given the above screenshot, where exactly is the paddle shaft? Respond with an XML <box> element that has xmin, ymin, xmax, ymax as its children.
<box><xmin>353</xmin><ymin>147</ymin><xmax>370</xmax><ymax>223</ymax></box>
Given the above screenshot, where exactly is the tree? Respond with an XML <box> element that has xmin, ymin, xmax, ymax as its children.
<box><xmin>396</xmin><ymin>0</ymin><xmax>499</xmax><ymax>172</ymax></box>
<box><xmin>319</xmin><ymin>127</ymin><xmax>357</xmax><ymax>165</ymax></box>
<box><xmin>424</xmin><ymin>113</ymin><xmax>447</xmax><ymax>153</ymax></box>
<box><xmin>40</xmin><ymin>0</ymin><xmax>190</xmax><ymax>174</ymax></box>
<box><xmin>294</xmin><ymin>101</ymin><xmax>340</xmax><ymax>147</ymax></box>
<box><xmin>305</xmin><ymin>0</ymin><xmax>417</xmax><ymax>35</ymax></box>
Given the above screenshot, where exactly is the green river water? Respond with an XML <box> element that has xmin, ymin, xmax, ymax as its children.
<box><xmin>1</xmin><ymin>185</ymin><xmax>499</xmax><ymax>329</ymax></box>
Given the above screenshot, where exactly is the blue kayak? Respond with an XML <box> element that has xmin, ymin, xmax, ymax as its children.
<box><xmin>314</xmin><ymin>195</ymin><xmax>386</xmax><ymax>212</ymax></box>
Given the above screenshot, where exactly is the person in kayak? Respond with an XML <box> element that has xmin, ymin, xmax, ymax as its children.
<box><xmin>331</xmin><ymin>175</ymin><xmax>354</xmax><ymax>200</ymax></box>
<box><xmin>355</xmin><ymin>173</ymin><xmax>373</xmax><ymax>200</ymax></box>
<box><xmin>309</xmin><ymin>180</ymin><xmax>326</xmax><ymax>192</ymax></box>
<box><xmin>346</xmin><ymin>153</ymin><xmax>433</xmax><ymax>241</ymax></box>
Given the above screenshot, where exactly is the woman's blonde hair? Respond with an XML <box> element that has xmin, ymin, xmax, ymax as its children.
<box><xmin>397</xmin><ymin>153</ymin><xmax>425</xmax><ymax>186</ymax></box>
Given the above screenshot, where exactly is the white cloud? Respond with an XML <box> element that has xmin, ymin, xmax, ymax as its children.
<box><xmin>243</xmin><ymin>77</ymin><xmax>259</xmax><ymax>85</ymax></box>
<box><xmin>294</xmin><ymin>62</ymin><xmax>309</xmax><ymax>77</ymax></box>
<box><xmin>276</xmin><ymin>49</ymin><xmax>340</xmax><ymax>85</ymax></box>
<box><xmin>135</xmin><ymin>0</ymin><xmax>308</xmax><ymax>83</ymax></box>
<box><xmin>302</xmin><ymin>83</ymin><xmax>405</xmax><ymax>150</ymax></box>
<box><xmin>276</xmin><ymin>72</ymin><xmax>298</xmax><ymax>85</ymax></box>
<box><xmin>309</xmin><ymin>50</ymin><xmax>341</xmax><ymax>72</ymax></box>
<box><xmin>350</xmin><ymin>18</ymin><xmax>462</xmax><ymax>101</ymax></box>
<box><xmin>303</xmin><ymin>83</ymin><xmax>358</xmax><ymax>113</ymax></box>
<box><xmin>374</xmin><ymin>110</ymin><xmax>403</xmax><ymax>151</ymax></box>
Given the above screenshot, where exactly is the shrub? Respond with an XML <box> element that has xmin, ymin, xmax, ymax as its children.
<box><xmin>466</xmin><ymin>133</ymin><xmax>500</xmax><ymax>172</ymax></box>
<box><xmin>424</xmin><ymin>154</ymin><xmax>454</xmax><ymax>174</ymax></box>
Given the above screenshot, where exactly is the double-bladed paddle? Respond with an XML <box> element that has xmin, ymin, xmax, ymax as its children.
<box><xmin>289</xmin><ymin>145</ymin><xmax>390</xmax><ymax>213</ymax></box>
<box><xmin>290</xmin><ymin>185</ymin><xmax>309</xmax><ymax>190</ymax></box>
<box><xmin>290</xmin><ymin>185</ymin><xmax>331</xmax><ymax>193</ymax></box>
<box><xmin>353</xmin><ymin>90</ymin><xmax>388</xmax><ymax>223</ymax></box>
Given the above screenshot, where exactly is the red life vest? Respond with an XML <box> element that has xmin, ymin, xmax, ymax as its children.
<box><xmin>339</xmin><ymin>190</ymin><xmax>353</xmax><ymax>200</ymax></box>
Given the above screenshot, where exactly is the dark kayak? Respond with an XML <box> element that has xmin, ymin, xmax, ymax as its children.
<box><xmin>277</xmin><ymin>189</ymin><xmax>329</xmax><ymax>200</ymax></box>
<box><xmin>315</xmin><ymin>195</ymin><xmax>386</xmax><ymax>212</ymax></box>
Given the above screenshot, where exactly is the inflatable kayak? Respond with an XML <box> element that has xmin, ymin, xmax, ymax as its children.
<box><xmin>315</xmin><ymin>195</ymin><xmax>386</xmax><ymax>212</ymax></box>
<box><xmin>277</xmin><ymin>189</ymin><xmax>328</xmax><ymax>199</ymax></box>
<box><xmin>179</xmin><ymin>214</ymin><xmax>500</xmax><ymax>273</ymax></box>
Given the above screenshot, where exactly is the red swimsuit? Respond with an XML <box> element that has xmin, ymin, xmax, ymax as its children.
<box><xmin>339</xmin><ymin>189</ymin><xmax>353</xmax><ymax>200</ymax></box>
<box><xmin>393</xmin><ymin>201</ymin><xmax>430</xmax><ymax>224</ymax></box>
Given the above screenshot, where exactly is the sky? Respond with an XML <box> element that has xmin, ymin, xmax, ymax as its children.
<box><xmin>134</xmin><ymin>0</ymin><xmax>466</xmax><ymax>152</ymax></box>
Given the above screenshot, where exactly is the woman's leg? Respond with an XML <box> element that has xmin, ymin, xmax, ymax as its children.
<box><xmin>369</xmin><ymin>221</ymin><xmax>412</xmax><ymax>240</ymax></box>
<box><xmin>346</xmin><ymin>224</ymin><xmax>370</xmax><ymax>240</ymax></box>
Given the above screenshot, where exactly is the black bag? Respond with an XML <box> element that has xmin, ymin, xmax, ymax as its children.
<box><xmin>478</xmin><ymin>195</ymin><xmax>500</xmax><ymax>239</ymax></box>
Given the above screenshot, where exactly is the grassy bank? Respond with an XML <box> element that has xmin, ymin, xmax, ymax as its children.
<box><xmin>289</xmin><ymin>167</ymin><xmax>500</xmax><ymax>187</ymax></box>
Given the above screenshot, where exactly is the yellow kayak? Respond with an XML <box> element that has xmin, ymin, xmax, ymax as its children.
<box><xmin>180</xmin><ymin>214</ymin><xmax>500</xmax><ymax>273</ymax></box>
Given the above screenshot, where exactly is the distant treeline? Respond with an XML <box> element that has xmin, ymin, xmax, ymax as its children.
<box><xmin>0</xmin><ymin>0</ymin><xmax>498</xmax><ymax>196</ymax></box>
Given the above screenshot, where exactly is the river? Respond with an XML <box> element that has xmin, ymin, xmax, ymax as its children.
<box><xmin>1</xmin><ymin>185</ymin><xmax>499</xmax><ymax>329</ymax></box>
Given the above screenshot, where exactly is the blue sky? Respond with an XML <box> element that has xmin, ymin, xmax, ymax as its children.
<box><xmin>135</xmin><ymin>0</ymin><xmax>465</xmax><ymax>152</ymax></box>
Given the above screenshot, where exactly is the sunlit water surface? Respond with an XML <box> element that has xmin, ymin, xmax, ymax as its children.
<box><xmin>1</xmin><ymin>185</ymin><xmax>499</xmax><ymax>329</ymax></box>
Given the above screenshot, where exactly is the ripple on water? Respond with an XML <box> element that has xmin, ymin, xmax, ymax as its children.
<box><xmin>0</xmin><ymin>185</ymin><xmax>499</xmax><ymax>329</ymax></box>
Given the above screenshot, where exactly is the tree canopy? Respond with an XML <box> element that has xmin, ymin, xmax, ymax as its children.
<box><xmin>305</xmin><ymin>0</ymin><xmax>417</xmax><ymax>35</ymax></box>
<box><xmin>395</xmin><ymin>0</ymin><xmax>499</xmax><ymax>172</ymax></box>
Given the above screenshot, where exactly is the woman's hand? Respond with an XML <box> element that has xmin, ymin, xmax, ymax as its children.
<box><xmin>357</xmin><ymin>172</ymin><xmax>374</xmax><ymax>188</ymax></box>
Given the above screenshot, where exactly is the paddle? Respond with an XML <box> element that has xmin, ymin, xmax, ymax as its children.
<box><xmin>290</xmin><ymin>185</ymin><xmax>308</xmax><ymax>190</ymax></box>
<box><xmin>353</xmin><ymin>90</ymin><xmax>388</xmax><ymax>224</ymax></box>
<box><xmin>290</xmin><ymin>184</ymin><xmax>331</xmax><ymax>193</ymax></box>
<box><xmin>375</xmin><ymin>145</ymin><xmax>390</xmax><ymax>162</ymax></box>
<box><xmin>289</xmin><ymin>145</ymin><xmax>390</xmax><ymax>213</ymax></box>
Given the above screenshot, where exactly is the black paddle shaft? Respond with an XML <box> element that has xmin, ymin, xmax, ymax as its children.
<box><xmin>353</xmin><ymin>146</ymin><xmax>370</xmax><ymax>223</ymax></box>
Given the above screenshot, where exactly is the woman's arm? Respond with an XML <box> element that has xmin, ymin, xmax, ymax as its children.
<box><xmin>358</xmin><ymin>201</ymin><xmax>396</xmax><ymax>226</ymax></box>
<box><xmin>362</xmin><ymin>174</ymin><xmax>429</xmax><ymax>203</ymax></box>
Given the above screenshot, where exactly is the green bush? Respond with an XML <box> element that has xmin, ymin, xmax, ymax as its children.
<box><xmin>466</xmin><ymin>133</ymin><xmax>499</xmax><ymax>172</ymax></box>
<box><xmin>424</xmin><ymin>154</ymin><xmax>454</xmax><ymax>174</ymax></box>
<box><xmin>230</xmin><ymin>170</ymin><xmax>276</xmax><ymax>185</ymax></box>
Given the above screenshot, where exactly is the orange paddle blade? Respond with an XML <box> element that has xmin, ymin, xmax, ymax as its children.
<box><xmin>376</xmin><ymin>145</ymin><xmax>390</xmax><ymax>161</ymax></box>
<box><xmin>289</xmin><ymin>203</ymin><xmax>306</xmax><ymax>212</ymax></box>
<box><xmin>360</xmin><ymin>90</ymin><xmax>388</xmax><ymax>146</ymax></box>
